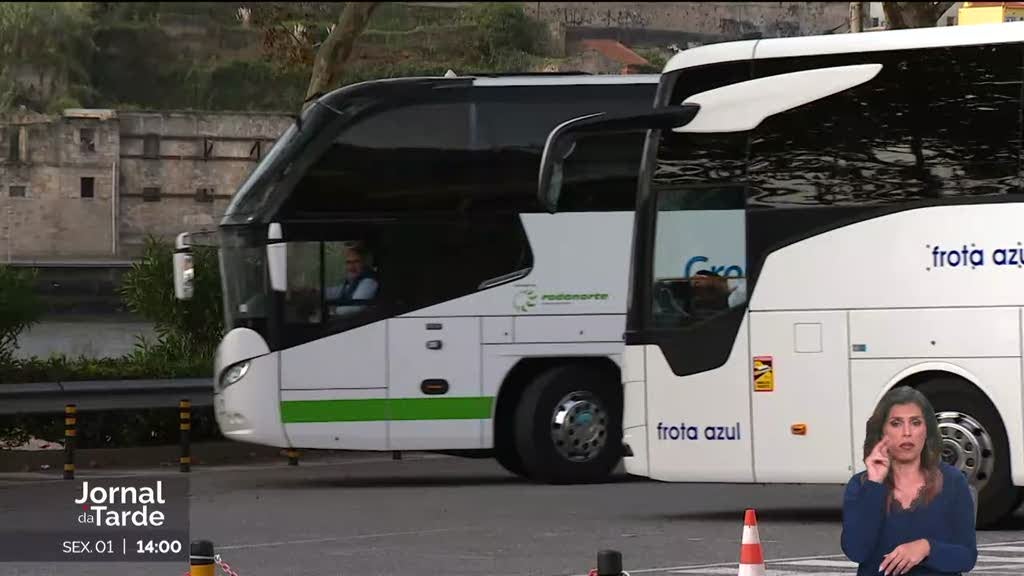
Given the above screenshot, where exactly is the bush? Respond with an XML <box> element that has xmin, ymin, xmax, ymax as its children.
<box><xmin>207</xmin><ymin>60</ymin><xmax>307</xmax><ymax>111</ymax></box>
<box><xmin>463</xmin><ymin>3</ymin><xmax>546</xmax><ymax>67</ymax></box>
<box><xmin>0</xmin><ymin>353</ymin><xmax>210</xmax><ymax>383</ymax></box>
<box><xmin>0</xmin><ymin>236</ymin><xmax>222</xmax><ymax>448</ymax></box>
<box><xmin>0</xmin><ymin>266</ymin><xmax>42</xmax><ymax>364</ymax></box>
<box><xmin>0</xmin><ymin>405</ymin><xmax>223</xmax><ymax>449</ymax></box>
<box><xmin>119</xmin><ymin>235</ymin><xmax>224</xmax><ymax>366</ymax></box>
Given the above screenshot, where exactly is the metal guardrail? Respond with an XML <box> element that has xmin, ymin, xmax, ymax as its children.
<box><xmin>0</xmin><ymin>378</ymin><xmax>212</xmax><ymax>414</ymax></box>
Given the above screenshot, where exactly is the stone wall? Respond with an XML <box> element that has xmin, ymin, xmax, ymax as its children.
<box><xmin>524</xmin><ymin>2</ymin><xmax>849</xmax><ymax>38</ymax></box>
<box><xmin>0</xmin><ymin>109</ymin><xmax>291</xmax><ymax>261</ymax></box>
<box><xmin>0</xmin><ymin>111</ymin><xmax>119</xmax><ymax>260</ymax></box>
<box><xmin>116</xmin><ymin>111</ymin><xmax>291</xmax><ymax>256</ymax></box>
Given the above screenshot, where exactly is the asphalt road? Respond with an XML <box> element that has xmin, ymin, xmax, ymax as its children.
<box><xmin>2</xmin><ymin>452</ymin><xmax>1024</xmax><ymax>576</ymax></box>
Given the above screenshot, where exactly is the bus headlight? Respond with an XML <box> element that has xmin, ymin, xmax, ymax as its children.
<box><xmin>220</xmin><ymin>360</ymin><xmax>250</xmax><ymax>390</ymax></box>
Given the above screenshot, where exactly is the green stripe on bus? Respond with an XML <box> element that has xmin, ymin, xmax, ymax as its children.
<box><xmin>280</xmin><ymin>397</ymin><xmax>494</xmax><ymax>423</ymax></box>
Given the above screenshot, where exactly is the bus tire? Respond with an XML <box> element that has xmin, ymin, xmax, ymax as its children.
<box><xmin>495</xmin><ymin>442</ymin><xmax>526</xmax><ymax>477</ymax></box>
<box><xmin>514</xmin><ymin>363</ymin><xmax>622</xmax><ymax>484</ymax></box>
<box><xmin>916</xmin><ymin>377</ymin><xmax>1020</xmax><ymax>528</ymax></box>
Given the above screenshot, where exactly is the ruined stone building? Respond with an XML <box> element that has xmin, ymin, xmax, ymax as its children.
<box><xmin>0</xmin><ymin>109</ymin><xmax>292</xmax><ymax>262</ymax></box>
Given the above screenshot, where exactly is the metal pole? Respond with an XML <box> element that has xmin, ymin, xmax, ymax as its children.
<box><xmin>111</xmin><ymin>160</ymin><xmax>117</xmax><ymax>256</ymax></box>
<box><xmin>64</xmin><ymin>404</ymin><xmax>76</xmax><ymax>479</ymax></box>
<box><xmin>189</xmin><ymin>540</ymin><xmax>215</xmax><ymax>576</ymax></box>
<box><xmin>179</xmin><ymin>399</ymin><xmax>191</xmax><ymax>473</ymax></box>
<box><xmin>597</xmin><ymin>550</ymin><xmax>623</xmax><ymax>576</ymax></box>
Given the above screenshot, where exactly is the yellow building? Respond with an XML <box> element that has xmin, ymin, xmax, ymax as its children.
<box><xmin>958</xmin><ymin>2</ymin><xmax>1024</xmax><ymax>25</ymax></box>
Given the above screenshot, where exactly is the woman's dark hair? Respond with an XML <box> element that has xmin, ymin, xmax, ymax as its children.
<box><xmin>862</xmin><ymin>386</ymin><xmax>944</xmax><ymax>510</ymax></box>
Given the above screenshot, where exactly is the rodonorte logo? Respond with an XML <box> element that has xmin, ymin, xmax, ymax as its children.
<box><xmin>514</xmin><ymin>288</ymin><xmax>538</xmax><ymax>312</ymax></box>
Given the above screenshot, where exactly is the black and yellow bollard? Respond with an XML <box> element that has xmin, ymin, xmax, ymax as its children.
<box><xmin>287</xmin><ymin>448</ymin><xmax>299</xmax><ymax>466</ymax></box>
<box><xmin>63</xmin><ymin>404</ymin><xmax>76</xmax><ymax>480</ymax></box>
<box><xmin>180</xmin><ymin>399</ymin><xmax>191</xmax><ymax>473</ymax></box>
<box><xmin>189</xmin><ymin>540</ymin><xmax>215</xmax><ymax>576</ymax></box>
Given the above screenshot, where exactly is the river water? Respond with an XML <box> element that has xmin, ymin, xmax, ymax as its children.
<box><xmin>14</xmin><ymin>320</ymin><xmax>157</xmax><ymax>360</ymax></box>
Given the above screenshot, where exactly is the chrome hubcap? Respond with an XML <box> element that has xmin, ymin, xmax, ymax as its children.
<box><xmin>937</xmin><ymin>411</ymin><xmax>995</xmax><ymax>492</ymax></box>
<box><xmin>551</xmin><ymin>391</ymin><xmax>607</xmax><ymax>462</ymax></box>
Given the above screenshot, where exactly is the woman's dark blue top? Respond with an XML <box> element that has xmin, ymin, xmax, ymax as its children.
<box><xmin>841</xmin><ymin>462</ymin><xmax>977</xmax><ymax>576</ymax></box>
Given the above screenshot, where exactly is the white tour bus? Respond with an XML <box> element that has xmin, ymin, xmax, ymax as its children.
<box><xmin>173</xmin><ymin>73</ymin><xmax>659</xmax><ymax>483</ymax></box>
<box><xmin>536</xmin><ymin>22</ymin><xmax>1024</xmax><ymax>526</ymax></box>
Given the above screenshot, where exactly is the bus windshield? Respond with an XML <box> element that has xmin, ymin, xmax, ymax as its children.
<box><xmin>219</xmin><ymin>226</ymin><xmax>269</xmax><ymax>331</ymax></box>
<box><xmin>223</xmin><ymin>102</ymin><xmax>343</xmax><ymax>220</ymax></box>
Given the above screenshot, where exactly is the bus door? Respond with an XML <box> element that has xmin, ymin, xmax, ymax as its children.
<box><xmin>277</xmin><ymin>233</ymin><xmax>391</xmax><ymax>451</ymax></box>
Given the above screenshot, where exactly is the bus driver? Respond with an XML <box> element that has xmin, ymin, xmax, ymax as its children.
<box><xmin>326</xmin><ymin>242</ymin><xmax>379</xmax><ymax>311</ymax></box>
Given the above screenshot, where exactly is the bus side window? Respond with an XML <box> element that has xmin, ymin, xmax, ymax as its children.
<box><xmin>650</xmin><ymin>129</ymin><xmax>749</xmax><ymax>329</ymax></box>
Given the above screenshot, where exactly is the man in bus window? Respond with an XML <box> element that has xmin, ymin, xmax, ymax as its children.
<box><xmin>326</xmin><ymin>242</ymin><xmax>379</xmax><ymax>310</ymax></box>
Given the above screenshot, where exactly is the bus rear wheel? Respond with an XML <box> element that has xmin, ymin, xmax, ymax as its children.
<box><xmin>514</xmin><ymin>363</ymin><xmax>622</xmax><ymax>484</ymax></box>
<box><xmin>917</xmin><ymin>377</ymin><xmax>1022</xmax><ymax>528</ymax></box>
<box><xmin>495</xmin><ymin>442</ymin><xmax>526</xmax><ymax>477</ymax></box>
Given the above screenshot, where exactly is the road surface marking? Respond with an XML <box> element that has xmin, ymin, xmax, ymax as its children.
<box><xmin>217</xmin><ymin>526</ymin><xmax>473</xmax><ymax>551</ymax></box>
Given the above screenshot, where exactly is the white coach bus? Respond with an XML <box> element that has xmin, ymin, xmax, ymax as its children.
<box><xmin>173</xmin><ymin>73</ymin><xmax>659</xmax><ymax>483</ymax></box>
<box><xmin>536</xmin><ymin>22</ymin><xmax>1024</xmax><ymax>526</ymax></box>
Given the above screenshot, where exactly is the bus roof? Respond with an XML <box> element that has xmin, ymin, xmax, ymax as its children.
<box><xmin>470</xmin><ymin>74</ymin><xmax>660</xmax><ymax>86</ymax></box>
<box><xmin>311</xmin><ymin>73</ymin><xmax>660</xmax><ymax>113</ymax></box>
<box><xmin>664</xmin><ymin>21</ymin><xmax>1024</xmax><ymax>73</ymax></box>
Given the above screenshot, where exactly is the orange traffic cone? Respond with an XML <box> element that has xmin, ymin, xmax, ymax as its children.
<box><xmin>738</xmin><ymin>509</ymin><xmax>766</xmax><ymax>576</ymax></box>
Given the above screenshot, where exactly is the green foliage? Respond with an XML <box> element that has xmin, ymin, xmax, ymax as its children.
<box><xmin>91</xmin><ymin>23</ymin><xmax>197</xmax><ymax>109</ymax></box>
<box><xmin>462</xmin><ymin>3</ymin><xmax>546</xmax><ymax>67</ymax></box>
<box><xmin>633</xmin><ymin>47</ymin><xmax>671</xmax><ymax>72</ymax></box>
<box><xmin>0</xmin><ymin>2</ymin><xmax>95</xmax><ymax>112</ymax></box>
<box><xmin>368</xmin><ymin>3</ymin><xmax>461</xmax><ymax>32</ymax></box>
<box><xmin>90</xmin><ymin>2</ymin><xmax>161</xmax><ymax>24</ymax></box>
<box><xmin>0</xmin><ymin>405</ymin><xmax>223</xmax><ymax>449</ymax></box>
<box><xmin>0</xmin><ymin>238</ymin><xmax>218</xmax><ymax>384</ymax></box>
<box><xmin>0</xmin><ymin>3</ymin><xmax>94</xmax><ymax>62</ymax></box>
<box><xmin>0</xmin><ymin>266</ymin><xmax>42</xmax><ymax>364</ymax></box>
<box><xmin>0</xmin><ymin>353</ymin><xmax>209</xmax><ymax>383</ymax></box>
<box><xmin>91</xmin><ymin>23</ymin><xmax>305</xmax><ymax>112</ymax></box>
<box><xmin>0</xmin><ymin>2</ymin><xmax>556</xmax><ymax>113</ymax></box>
<box><xmin>207</xmin><ymin>60</ymin><xmax>307</xmax><ymax>111</ymax></box>
<box><xmin>119</xmin><ymin>235</ymin><xmax>224</xmax><ymax>365</ymax></box>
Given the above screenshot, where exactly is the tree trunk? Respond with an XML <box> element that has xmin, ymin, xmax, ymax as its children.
<box><xmin>882</xmin><ymin>2</ymin><xmax>955</xmax><ymax>29</ymax></box>
<box><xmin>303</xmin><ymin>2</ymin><xmax>379</xmax><ymax>110</ymax></box>
<box><xmin>850</xmin><ymin>2</ymin><xmax>864</xmax><ymax>32</ymax></box>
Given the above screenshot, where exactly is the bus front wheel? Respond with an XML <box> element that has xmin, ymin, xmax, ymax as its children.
<box><xmin>513</xmin><ymin>363</ymin><xmax>622</xmax><ymax>484</ymax></box>
<box><xmin>917</xmin><ymin>377</ymin><xmax>1022</xmax><ymax>528</ymax></box>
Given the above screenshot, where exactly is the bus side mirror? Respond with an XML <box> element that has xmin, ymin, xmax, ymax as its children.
<box><xmin>173</xmin><ymin>232</ymin><xmax>194</xmax><ymax>301</ymax></box>
<box><xmin>537</xmin><ymin>106</ymin><xmax>700</xmax><ymax>213</ymax></box>
<box><xmin>267</xmin><ymin>222</ymin><xmax>288</xmax><ymax>293</ymax></box>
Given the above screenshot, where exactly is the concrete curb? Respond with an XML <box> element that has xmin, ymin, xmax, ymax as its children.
<box><xmin>0</xmin><ymin>442</ymin><xmax>351</xmax><ymax>473</ymax></box>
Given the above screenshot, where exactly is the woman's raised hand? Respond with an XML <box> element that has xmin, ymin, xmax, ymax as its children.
<box><xmin>865</xmin><ymin>437</ymin><xmax>890</xmax><ymax>483</ymax></box>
